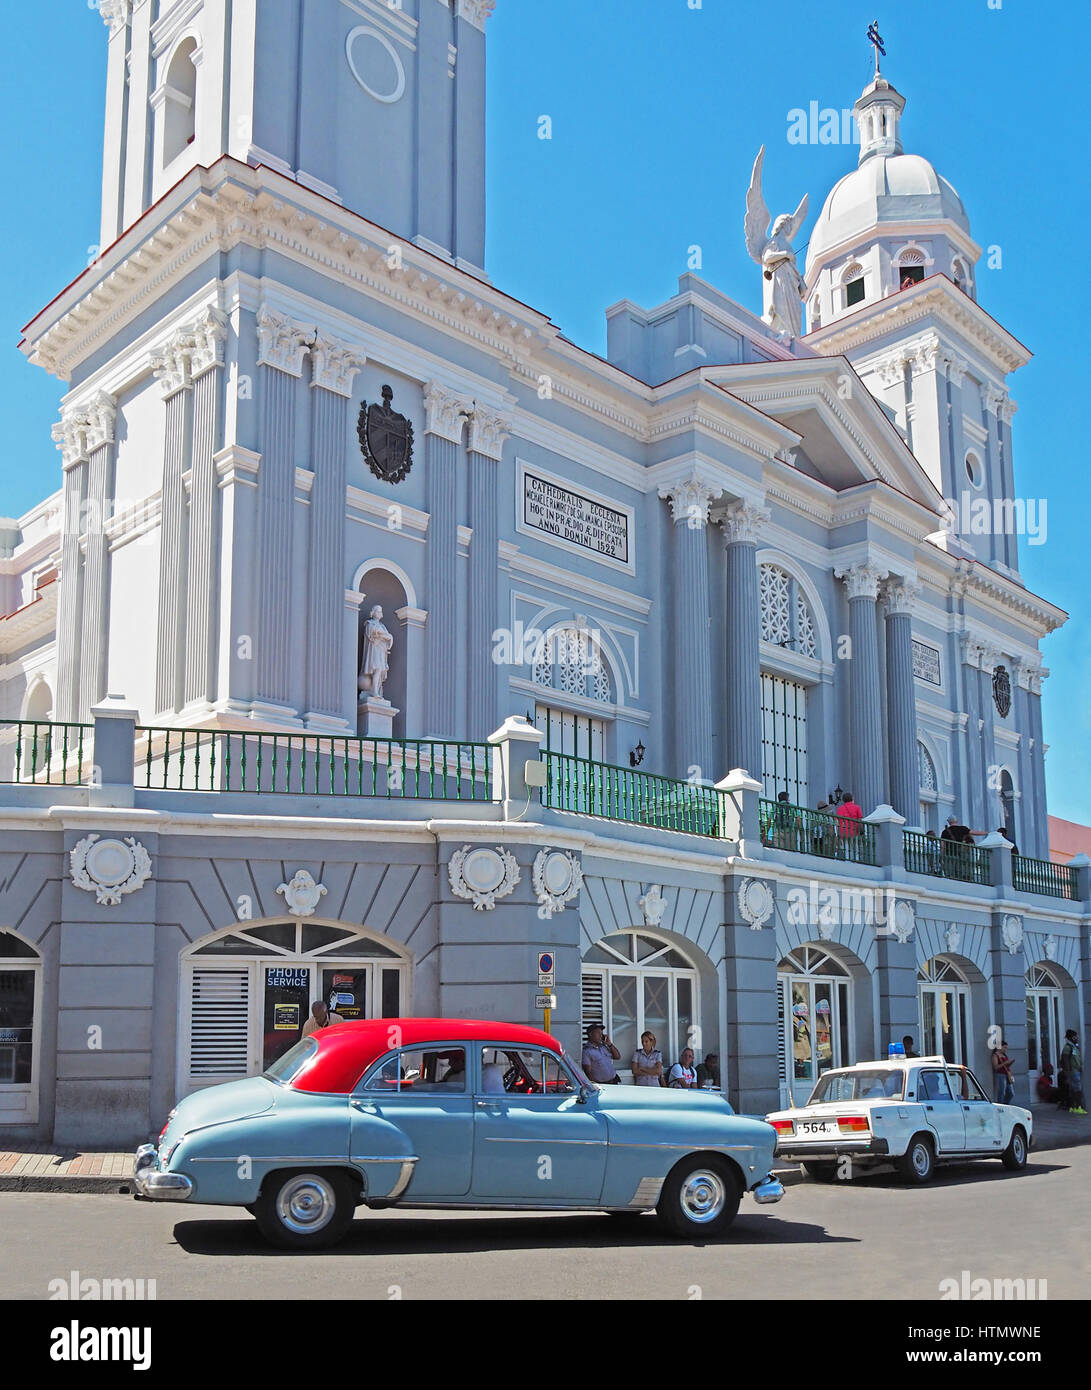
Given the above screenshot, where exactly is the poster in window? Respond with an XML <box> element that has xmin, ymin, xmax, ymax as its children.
<box><xmin>274</xmin><ymin>1004</ymin><xmax>300</xmax><ymax>1032</ymax></box>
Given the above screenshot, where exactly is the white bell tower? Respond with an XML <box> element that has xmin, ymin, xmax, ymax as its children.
<box><xmin>97</xmin><ymin>0</ymin><xmax>493</xmax><ymax>273</ymax></box>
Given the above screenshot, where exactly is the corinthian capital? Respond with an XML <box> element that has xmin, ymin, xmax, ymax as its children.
<box><xmin>468</xmin><ymin>405</ymin><xmax>511</xmax><ymax>461</ymax></box>
<box><xmin>52</xmin><ymin>406</ymin><xmax>91</xmax><ymax>470</ymax></box>
<box><xmin>944</xmin><ymin>355</ymin><xmax>969</xmax><ymax>387</ymax></box>
<box><xmin>910</xmin><ymin>336</ymin><xmax>941</xmax><ymax>376</ymax></box>
<box><xmin>99</xmin><ymin>0</ymin><xmax>131</xmax><ymax>35</ymax></box>
<box><xmin>188</xmin><ymin>306</ymin><xmax>229</xmax><ymax>379</ymax></box>
<box><xmin>310</xmin><ymin>333</ymin><xmax>365</xmax><ymax>397</ymax></box>
<box><xmin>719</xmin><ymin>500</ymin><xmax>769</xmax><ymax>547</ymax></box>
<box><xmin>984</xmin><ymin>386</ymin><xmax>1007</xmax><ymax>417</ymax></box>
<box><xmin>959</xmin><ymin>632</ymin><xmax>983</xmax><ymax>668</ymax></box>
<box><xmin>835</xmin><ymin>562</ymin><xmax>887</xmax><ymax>601</ymax></box>
<box><xmin>422</xmin><ymin>381</ymin><xmax>469</xmax><ymax>443</ymax></box>
<box><xmin>456</xmin><ymin>0</ymin><xmax>497</xmax><ymax>30</ymax></box>
<box><xmin>256</xmin><ymin>305</ymin><xmax>311</xmax><ymax>377</ymax></box>
<box><xmin>875</xmin><ymin>353</ymin><xmax>908</xmax><ymax>389</ymax></box>
<box><xmin>882</xmin><ymin>577</ymin><xmax>922</xmax><ymax>615</ymax></box>
<box><xmin>658</xmin><ymin>473</ymin><xmax>723</xmax><ymax>528</ymax></box>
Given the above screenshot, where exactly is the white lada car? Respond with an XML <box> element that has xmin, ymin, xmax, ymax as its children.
<box><xmin>766</xmin><ymin>1056</ymin><xmax>1032</xmax><ymax>1183</ymax></box>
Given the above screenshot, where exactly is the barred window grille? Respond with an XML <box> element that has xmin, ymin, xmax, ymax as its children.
<box><xmin>917</xmin><ymin>742</ymin><xmax>937</xmax><ymax>792</ymax></box>
<box><xmin>532</xmin><ymin>627</ymin><xmax>613</xmax><ymax>704</ymax></box>
<box><xmin>760</xmin><ymin>564</ymin><xmax>818</xmax><ymax>659</ymax></box>
<box><xmin>761</xmin><ymin>672</ymin><xmax>808</xmax><ymax>805</ymax></box>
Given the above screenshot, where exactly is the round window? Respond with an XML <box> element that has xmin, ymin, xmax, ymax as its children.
<box><xmin>965</xmin><ymin>452</ymin><xmax>983</xmax><ymax>488</ymax></box>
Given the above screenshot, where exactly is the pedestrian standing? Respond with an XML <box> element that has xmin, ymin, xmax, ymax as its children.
<box><xmin>631</xmin><ymin>1031</ymin><xmax>663</xmax><ymax>1087</ymax></box>
<box><xmin>1060</xmin><ymin>1029</ymin><xmax>1086</xmax><ymax>1114</ymax></box>
<box><xmin>581</xmin><ymin>1022</ymin><xmax>621</xmax><ymax>1084</ymax></box>
<box><xmin>991</xmin><ymin>1039</ymin><xmax>1015</xmax><ymax>1105</ymax></box>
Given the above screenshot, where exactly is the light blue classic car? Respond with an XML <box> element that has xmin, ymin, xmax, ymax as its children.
<box><xmin>134</xmin><ymin>1018</ymin><xmax>784</xmax><ymax>1248</ymax></box>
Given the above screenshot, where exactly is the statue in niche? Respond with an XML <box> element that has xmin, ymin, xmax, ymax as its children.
<box><xmin>358</xmin><ymin>605</ymin><xmax>394</xmax><ymax>702</ymax></box>
<box><xmin>744</xmin><ymin>145</ymin><xmax>809</xmax><ymax>340</ymax></box>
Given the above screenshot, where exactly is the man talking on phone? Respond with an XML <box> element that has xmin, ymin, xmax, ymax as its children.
<box><xmin>582</xmin><ymin>1021</ymin><xmax>622</xmax><ymax>1083</ymax></box>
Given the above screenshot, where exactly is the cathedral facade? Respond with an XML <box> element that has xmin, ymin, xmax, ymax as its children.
<box><xmin>0</xmin><ymin>1</ymin><xmax>1086</xmax><ymax>1144</ymax></box>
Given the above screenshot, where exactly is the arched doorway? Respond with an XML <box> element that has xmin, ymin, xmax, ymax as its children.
<box><xmin>178</xmin><ymin>920</ymin><xmax>410</xmax><ymax>1096</ymax></box>
<box><xmin>918</xmin><ymin>956</ymin><xmax>971</xmax><ymax>1064</ymax></box>
<box><xmin>581</xmin><ymin>931</ymin><xmax>699</xmax><ymax>1081</ymax></box>
<box><xmin>777</xmin><ymin>945</ymin><xmax>853</xmax><ymax>1106</ymax></box>
<box><xmin>0</xmin><ymin>929</ymin><xmax>41</xmax><ymax>1124</ymax></box>
<box><xmin>1026</xmin><ymin>963</ymin><xmax>1065</xmax><ymax>1090</ymax></box>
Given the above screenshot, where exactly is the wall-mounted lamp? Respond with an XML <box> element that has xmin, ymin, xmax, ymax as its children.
<box><xmin>629</xmin><ymin>741</ymin><xmax>645</xmax><ymax>768</ymax></box>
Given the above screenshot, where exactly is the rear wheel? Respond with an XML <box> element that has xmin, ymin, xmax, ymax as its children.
<box><xmin>802</xmin><ymin>1160</ymin><xmax>838</xmax><ymax>1183</ymax></box>
<box><xmin>253</xmin><ymin>1169</ymin><xmax>356</xmax><ymax>1250</ymax></box>
<box><xmin>657</xmin><ymin>1155</ymin><xmax>741</xmax><ymax>1238</ymax></box>
<box><xmin>896</xmin><ymin>1135</ymin><xmax>935</xmax><ymax>1184</ymax></box>
<box><xmin>1001</xmin><ymin>1126</ymin><xmax>1028</xmax><ymax>1171</ymax></box>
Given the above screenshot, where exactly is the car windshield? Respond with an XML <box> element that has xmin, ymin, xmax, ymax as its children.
<box><xmin>808</xmin><ymin>1069</ymin><xmax>904</xmax><ymax>1103</ymax></box>
<box><xmin>263</xmin><ymin>1037</ymin><xmax>318</xmax><ymax>1084</ymax></box>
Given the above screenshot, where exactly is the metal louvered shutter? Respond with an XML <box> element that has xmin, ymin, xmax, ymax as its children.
<box><xmin>189</xmin><ymin>968</ymin><xmax>251</xmax><ymax>1079</ymax></box>
<box><xmin>776</xmin><ymin>978</ymin><xmax>789</xmax><ymax>1107</ymax></box>
<box><xmin>581</xmin><ymin>970</ymin><xmax>605</xmax><ymax>1037</ymax></box>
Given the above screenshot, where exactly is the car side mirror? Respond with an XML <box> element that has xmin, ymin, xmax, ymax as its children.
<box><xmin>577</xmin><ymin>1086</ymin><xmax>589</xmax><ymax>1104</ymax></box>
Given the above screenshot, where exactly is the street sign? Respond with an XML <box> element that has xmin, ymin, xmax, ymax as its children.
<box><xmin>537</xmin><ymin>951</ymin><xmax>555</xmax><ymax>989</ymax></box>
<box><xmin>534</xmin><ymin>994</ymin><xmax>557</xmax><ymax>1011</ymax></box>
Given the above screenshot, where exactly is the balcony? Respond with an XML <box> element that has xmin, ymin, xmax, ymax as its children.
<box><xmin>758</xmin><ymin>798</ymin><xmax>878</xmax><ymax>866</ymax></box>
<box><xmin>903</xmin><ymin>829</ymin><xmax>991</xmax><ymax>886</ymax></box>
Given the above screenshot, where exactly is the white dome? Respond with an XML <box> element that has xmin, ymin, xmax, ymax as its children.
<box><xmin>806</xmin><ymin>153</ymin><xmax>969</xmax><ymax>271</ymax></box>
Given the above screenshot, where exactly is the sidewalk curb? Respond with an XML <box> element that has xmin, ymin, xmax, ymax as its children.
<box><xmin>0</xmin><ymin>1175</ymin><xmax>132</xmax><ymax>1194</ymax></box>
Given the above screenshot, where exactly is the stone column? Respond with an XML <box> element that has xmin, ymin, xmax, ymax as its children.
<box><xmin>1026</xmin><ymin>666</ymin><xmax>1049</xmax><ymax>858</ymax></box>
<box><xmin>883</xmin><ymin>578</ymin><xmax>921</xmax><ymax>823</ymax></box>
<box><xmin>76</xmin><ymin>396</ymin><xmax>117</xmax><ymax>719</ymax></box>
<box><xmin>51</xmin><ymin>411</ymin><xmax>90</xmax><ymax>723</ymax></box>
<box><xmin>151</xmin><ymin>332</ymin><xmax>193</xmax><ymax>716</ymax></box>
<box><xmin>252</xmin><ymin>307</ymin><xmax>309</xmax><ymax>718</ymax></box>
<box><xmin>997</xmin><ymin>397</ymin><xmax>1019</xmax><ymax>571</ymax></box>
<box><xmin>396</xmin><ymin>606</ymin><xmax>428</xmax><ymax>735</ymax></box>
<box><xmin>983</xmin><ymin>388</ymin><xmax>1010</xmax><ymax>572</ymax></box>
<box><xmin>720</xmin><ymin>501</ymin><xmax>768</xmax><ymax>783</ymax></box>
<box><xmin>978</xmin><ymin>642</ymin><xmax>1003</xmax><ymax>828</ymax></box>
<box><xmin>835</xmin><ymin>562</ymin><xmax>888</xmax><ymax>815</ymax></box>
<box><xmin>989</xmin><ymin>912</ymin><xmax>1029</xmax><ymax>1105</ymax></box>
<box><xmin>958</xmin><ymin>634</ymin><xmax>986</xmax><ymax>829</ymax></box>
<box><xmin>659</xmin><ymin>474</ymin><xmax>721</xmax><ymax>781</ymax></box>
<box><xmin>182</xmin><ymin>309</ymin><xmax>228</xmax><ymax>712</ymax></box>
<box><xmin>304</xmin><ymin>333</ymin><xmax>364</xmax><ymax>727</ymax></box>
<box><xmin>466</xmin><ymin>405</ymin><xmax>509</xmax><ymax>741</ymax></box>
<box><xmin>423</xmin><ymin>383</ymin><xmax>468</xmax><ymax>737</ymax></box>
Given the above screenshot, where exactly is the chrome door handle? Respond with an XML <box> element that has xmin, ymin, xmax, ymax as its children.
<box><xmin>476</xmin><ymin>1099</ymin><xmax>497</xmax><ymax>1109</ymax></box>
<box><xmin>351</xmin><ymin>1100</ymin><xmax>377</xmax><ymax>1112</ymax></box>
<box><xmin>925</xmin><ymin>1105</ymin><xmax>934</xmax><ymax>1111</ymax></box>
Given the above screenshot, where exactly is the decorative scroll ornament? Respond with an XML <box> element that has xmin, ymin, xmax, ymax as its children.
<box><xmin>892</xmin><ymin>899</ymin><xmax>915</xmax><ymax>945</ymax></box>
<box><xmin>276</xmin><ymin>870</ymin><xmax>328</xmax><ymax>917</ymax></box>
<box><xmin>945</xmin><ymin>924</ymin><xmax>961</xmax><ymax>955</ymax></box>
<box><xmin>532</xmin><ymin>850</ymin><xmax>583</xmax><ymax>918</ymax></box>
<box><xmin>70</xmin><ymin>834</ymin><xmax>152</xmax><ymax>906</ymax></box>
<box><xmin>737</xmin><ymin>877</ymin><xmax>774</xmax><ymax>930</ymax></box>
<box><xmin>992</xmin><ymin>664</ymin><xmax>1012</xmax><ymax>719</ymax></box>
<box><xmin>638</xmin><ymin>884</ymin><xmax>667</xmax><ymax>928</ymax></box>
<box><xmin>449</xmin><ymin>845</ymin><xmax>520</xmax><ymax>911</ymax></box>
<box><xmin>358</xmin><ymin>384</ymin><xmax>415</xmax><ymax>484</ymax></box>
<box><xmin>1001</xmin><ymin>914</ymin><xmax>1024</xmax><ymax>957</ymax></box>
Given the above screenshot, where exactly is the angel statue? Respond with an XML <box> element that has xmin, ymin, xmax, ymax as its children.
<box><xmin>744</xmin><ymin>145</ymin><xmax>809</xmax><ymax>340</ymax></box>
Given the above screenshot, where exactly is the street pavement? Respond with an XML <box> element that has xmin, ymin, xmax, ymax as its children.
<box><xmin>1</xmin><ymin>1143</ymin><xmax>1087</xmax><ymax>1301</ymax></box>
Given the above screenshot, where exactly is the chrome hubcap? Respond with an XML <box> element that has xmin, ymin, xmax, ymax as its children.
<box><xmin>912</xmin><ymin>1144</ymin><xmax>930</xmax><ymax>1176</ymax></box>
<box><xmin>276</xmin><ymin>1174</ymin><xmax>336</xmax><ymax>1234</ymax></box>
<box><xmin>680</xmin><ymin>1168</ymin><xmax>726</xmax><ymax>1223</ymax></box>
<box><xmin>1013</xmin><ymin>1134</ymin><xmax>1025</xmax><ymax>1162</ymax></box>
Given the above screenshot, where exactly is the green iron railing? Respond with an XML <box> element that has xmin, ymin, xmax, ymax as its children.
<box><xmin>0</xmin><ymin>719</ymin><xmax>93</xmax><ymax>785</ymax></box>
<box><xmin>904</xmin><ymin>829</ymin><xmax>991</xmax><ymax>886</ymax></box>
<box><xmin>134</xmin><ymin>728</ymin><xmax>493</xmax><ymax>801</ymax></box>
<box><xmin>1012</xmin><ymin>853</ymin><xmax>1077</xmax><ymax>900</ymax></box>
<box><xmin>540</xmin><ymin>752</ymin><xmax>720</xmax><ymax>836</ymax></box>
<box><xmin>759</xmin><ymin>798</ymin><xmax>878</xmax><ymax>866</ymax></box>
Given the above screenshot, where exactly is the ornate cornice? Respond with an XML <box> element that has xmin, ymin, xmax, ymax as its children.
<box><xmin>468</xmin><ymin>405</ymin><xmax>510</xmax><ymax>460</ymax></box>
<box><xmin>836</xmin><ymin>562</ymin><xmax>887</xmax><ymax>601</ymax></box>
<box><xmin>310</xmin><ymin>332</ymin><xmax>365</xmax><ymax>397</ymax></box>
<box><xmin>719</xmin><ymin>500</ymin><xmax>770</xmax><ymax>547</ymax></box>
<box><xmin>658</xmin><ymin>472</ymin><xmax>723</xmax><ymax>527</ymax></box>
<box><xmin>422</xmin><ymin>381</ymin><xmax>470</xmax><ymax>443</ymax></box>
<box><xmin>256</xmin><ymin>305</ymin><xmax>311</xmax><ymax>377</ymax></box>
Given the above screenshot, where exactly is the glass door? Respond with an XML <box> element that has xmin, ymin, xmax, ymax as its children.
<box><xmin>919</xmin><ymin>985</ymin><xmax>968</xmax><ymax>1063</ymax></box>
<box><xmin>781</xmin><ymin>972</ymin><xmax>849</xmax><ymax>1106</ymax></box>
<box><xmin>262</xmin><ymin>965</ymin><xmax>312</xmax><ymax>1070</ymax></box>
<box><xmin>1026</xmin><ymin>988</ymin><xmax>1062</xmax><ymax>1085</ymax></box>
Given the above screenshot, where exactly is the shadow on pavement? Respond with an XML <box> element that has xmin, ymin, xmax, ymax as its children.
<box><xmin>171</xmin><ymin>1209</ymin><xmax>857</xmax><ymax>1257</ymax></box>
<box><xmin>819</xmin><ymin>1157</ymin><xmax>1067</xmax><ymax>1190</ymax></box>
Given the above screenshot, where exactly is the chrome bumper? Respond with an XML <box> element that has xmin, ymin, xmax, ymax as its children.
<box><xmin>132</xmin><ymin>1143</ymin><xmax>193</xmax><ymax>1202</ymax></box>
<box><xmin>751</xmin><ymin>1173</ymin><xmax>785</xmax><ymax>1205</ymax></box>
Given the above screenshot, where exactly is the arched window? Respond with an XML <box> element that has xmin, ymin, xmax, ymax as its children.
<box><xmin>918</xmin><ymin>956</ymin><xmax>970</xmax><ymax>1063</ymax></box>
<box><xmin>1026</xmin><ymin>963</ymin><xmax>1064</xmax><ymax>1080</ymax></box>
<box><xmin>917</xmin><ymin>740</ymin><xmax>937</xmax><ymax>830</ymax></box>
<box><xmin>760</xmin><ymin>564</ymin><xmax>817</xmax><ymax>659</ymax></box>
<box><xmin>965</xmin><ymin>451</ymin><xmax>983</xmax><ymax>489</ymax></box>
<box><xmin>15</xmin><ymin>680</ymin><xmax>54</xmax><ymax>782</ymax></box>
<box><xmin>841</xmin><ymin>262</ymin><xmax>865</xmax><ymax>308</ymax></box>
<box><xmin>897</xmin><ymin>247</ymin><xmax>926</xmax><ymax>288</ymax></box>
<box><xmin>951</xmin><ymin>259</ymin><xmax>973</xmax><ymax>298</ymax></box>
<box><xmin>532</xmin><ymin>627</ymin><xmax>613</xmax><ymax>761</ymax></box>
<box><xmin>179</xmin><ymin>920</ymin><xmax>409</xmax><ymax>1094</ymax></box>
<box><xmin>810</xmin><ymin>295</ymin><xmax>821</xmax><ymax>330</ymax></box>
<box><xmin>162</xmin><ymin>37</ymin><xmax>198</xmax><ymax>165</ymax></box>
<box><xmin>999</xmin><ymin>769</ymin><xmax>1016</xmax><ymax>842</ymax></box>
<box><xmin>581</xmin><ymin>931</ymin><xmax>699</xmax><ymax>1079</ymax></box>
<box><xmin>777</xmin><ymin>946</ymin><xmax>852</xmax><ymax>1106</ymax></box>
<box><xmin>0</xmin><ymin>930</ymin><xmax>41</xmax><ymax>1123</ymax></box>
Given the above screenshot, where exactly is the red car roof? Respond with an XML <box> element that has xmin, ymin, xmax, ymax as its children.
<box><xmin>291</xmin><ymin>1018</ymin><xmax>565</xmax><ymax>1094</ymax></box>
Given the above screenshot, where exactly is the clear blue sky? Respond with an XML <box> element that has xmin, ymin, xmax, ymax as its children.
<box><xmin>2</xmin><ymin>1</ymin><xmax>1087</xmax><ymax>825</ymax></box>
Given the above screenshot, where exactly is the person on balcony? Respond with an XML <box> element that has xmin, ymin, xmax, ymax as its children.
<box><xmin>772</xmin><ymin>791</ymin><xmax>802</xmax><ymax>851</ymax></box>
<box><xmin>835</xmin><ymin>792</ymin><xmax>862</xmax><ymax>855</ymax></box>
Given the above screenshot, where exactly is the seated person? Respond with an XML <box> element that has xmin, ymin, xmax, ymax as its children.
<box><xmin>1036</xmin><ymin>1063</ymin><xmax>1058</xmax><ymax>1103</ymax></box>
<box><xmin>440</xmin><ymin>1052</ymin><xmax>466</xmax><ymax>1085</ymax></box>
<box><xmin>480</xmin><ymin>1062</ymin><xmax>506</xmax><ymax>1094</ymax></box>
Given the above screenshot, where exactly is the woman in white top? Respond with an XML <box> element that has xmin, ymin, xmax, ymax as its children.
<box><xmin>631</xmin><ymin>1031</ymin><xmax>663</xmax><ymax>1087</ymax></box>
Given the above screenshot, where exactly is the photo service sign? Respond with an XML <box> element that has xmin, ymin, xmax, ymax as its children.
<box><xmin>520</xmin><ymin>468</ymin><xmax>632</xmax><ymax>570</ymax></box>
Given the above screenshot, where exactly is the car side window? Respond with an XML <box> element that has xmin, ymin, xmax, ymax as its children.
<box><xmin>952</xmin><ymin>1068</ymin><xmax>988</xmax><ymax>1102</ymax></box>
<box><xmin>920</xmin><ymin>1069</ymin><xmax>953</xmax><ymax>1101</ymax></box>
<box><xmin>363</xmin><ymin>1047</ymin><xmax>466</xmax><ymax>1094</ymax></box>
<box><xmin>478</xmin><ymin>1047</ymin><xmax>576</xmax><ymax>1096</ymax></box>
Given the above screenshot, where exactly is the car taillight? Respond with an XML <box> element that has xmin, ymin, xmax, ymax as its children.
<box><xmin>838</xmin><ymin>1115</ymin><xmax>869</xmax><ymax>1133</ymax></box>
<box><xmin>769</xmin><ymin>1119</ymin><xmax>794</xmax><ymax>1135</ymax></box>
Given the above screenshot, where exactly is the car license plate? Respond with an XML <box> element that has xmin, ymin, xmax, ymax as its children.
<box><xmin>796</xmin><ymin>1119</ymin><xmax>840</xmax><ymax>1137</ymax></box>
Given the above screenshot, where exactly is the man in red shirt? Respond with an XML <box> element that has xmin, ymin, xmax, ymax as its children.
<box><xmin>836</xmin><ymin>793</ymin><xmax>862</xmax><ymax>857</ymax></box>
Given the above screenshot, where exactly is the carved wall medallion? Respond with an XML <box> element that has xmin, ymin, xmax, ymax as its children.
<box><xmin>737</xmin><ymin>878</ymin><xmax>774</xmax><ymax>930</ymax></box>
<box><xmin>993</xmin><ymin>664</ymin><xmax>1012</xmax><ymax>719</ymax></box>
<box><xmin>945</xmin><ymin>924</ymin><xmax>961</xmax><ymax>955</ymax></box>
<box><xmin>532</xmin><ymin>850</ymin><xmax>582</xmax><ymax>918</ymax></box>
<box><xmin>892</xmin><ymin>900</ymin><xmax>915</xmax><ymax>945</ymax></box>
<box><xmin>70</xmin><ymin>834</ymin><xmax>152</xmax><ymax>906</ymax></box>
<box><xmin>449</xmin><ymin>845</ymin><xmax>520</xmax><ymax>911</ymax></box>
<box><xmin>1044</xmin><ymin>934</ymin><xmax>1057</xmax><ymax>961</ymax></box>
<box><xmin>358</xmin><ymin>384</ymin><xmax>414</xmax><ymax>485</ymax></box>
<box><xmin>276</xmin><ymin>870</ymin><xmax>328</xmax><ymax>918</ymax></box>
<box><xmin>1001</xmin><ymin>914</ymin><xmax>1023</xmax><ymax>956</ymax></box>
<box><xmin>638</xmin><ymin>884</ymin><xmax>667</xmax><ymax>929</ymax></box>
